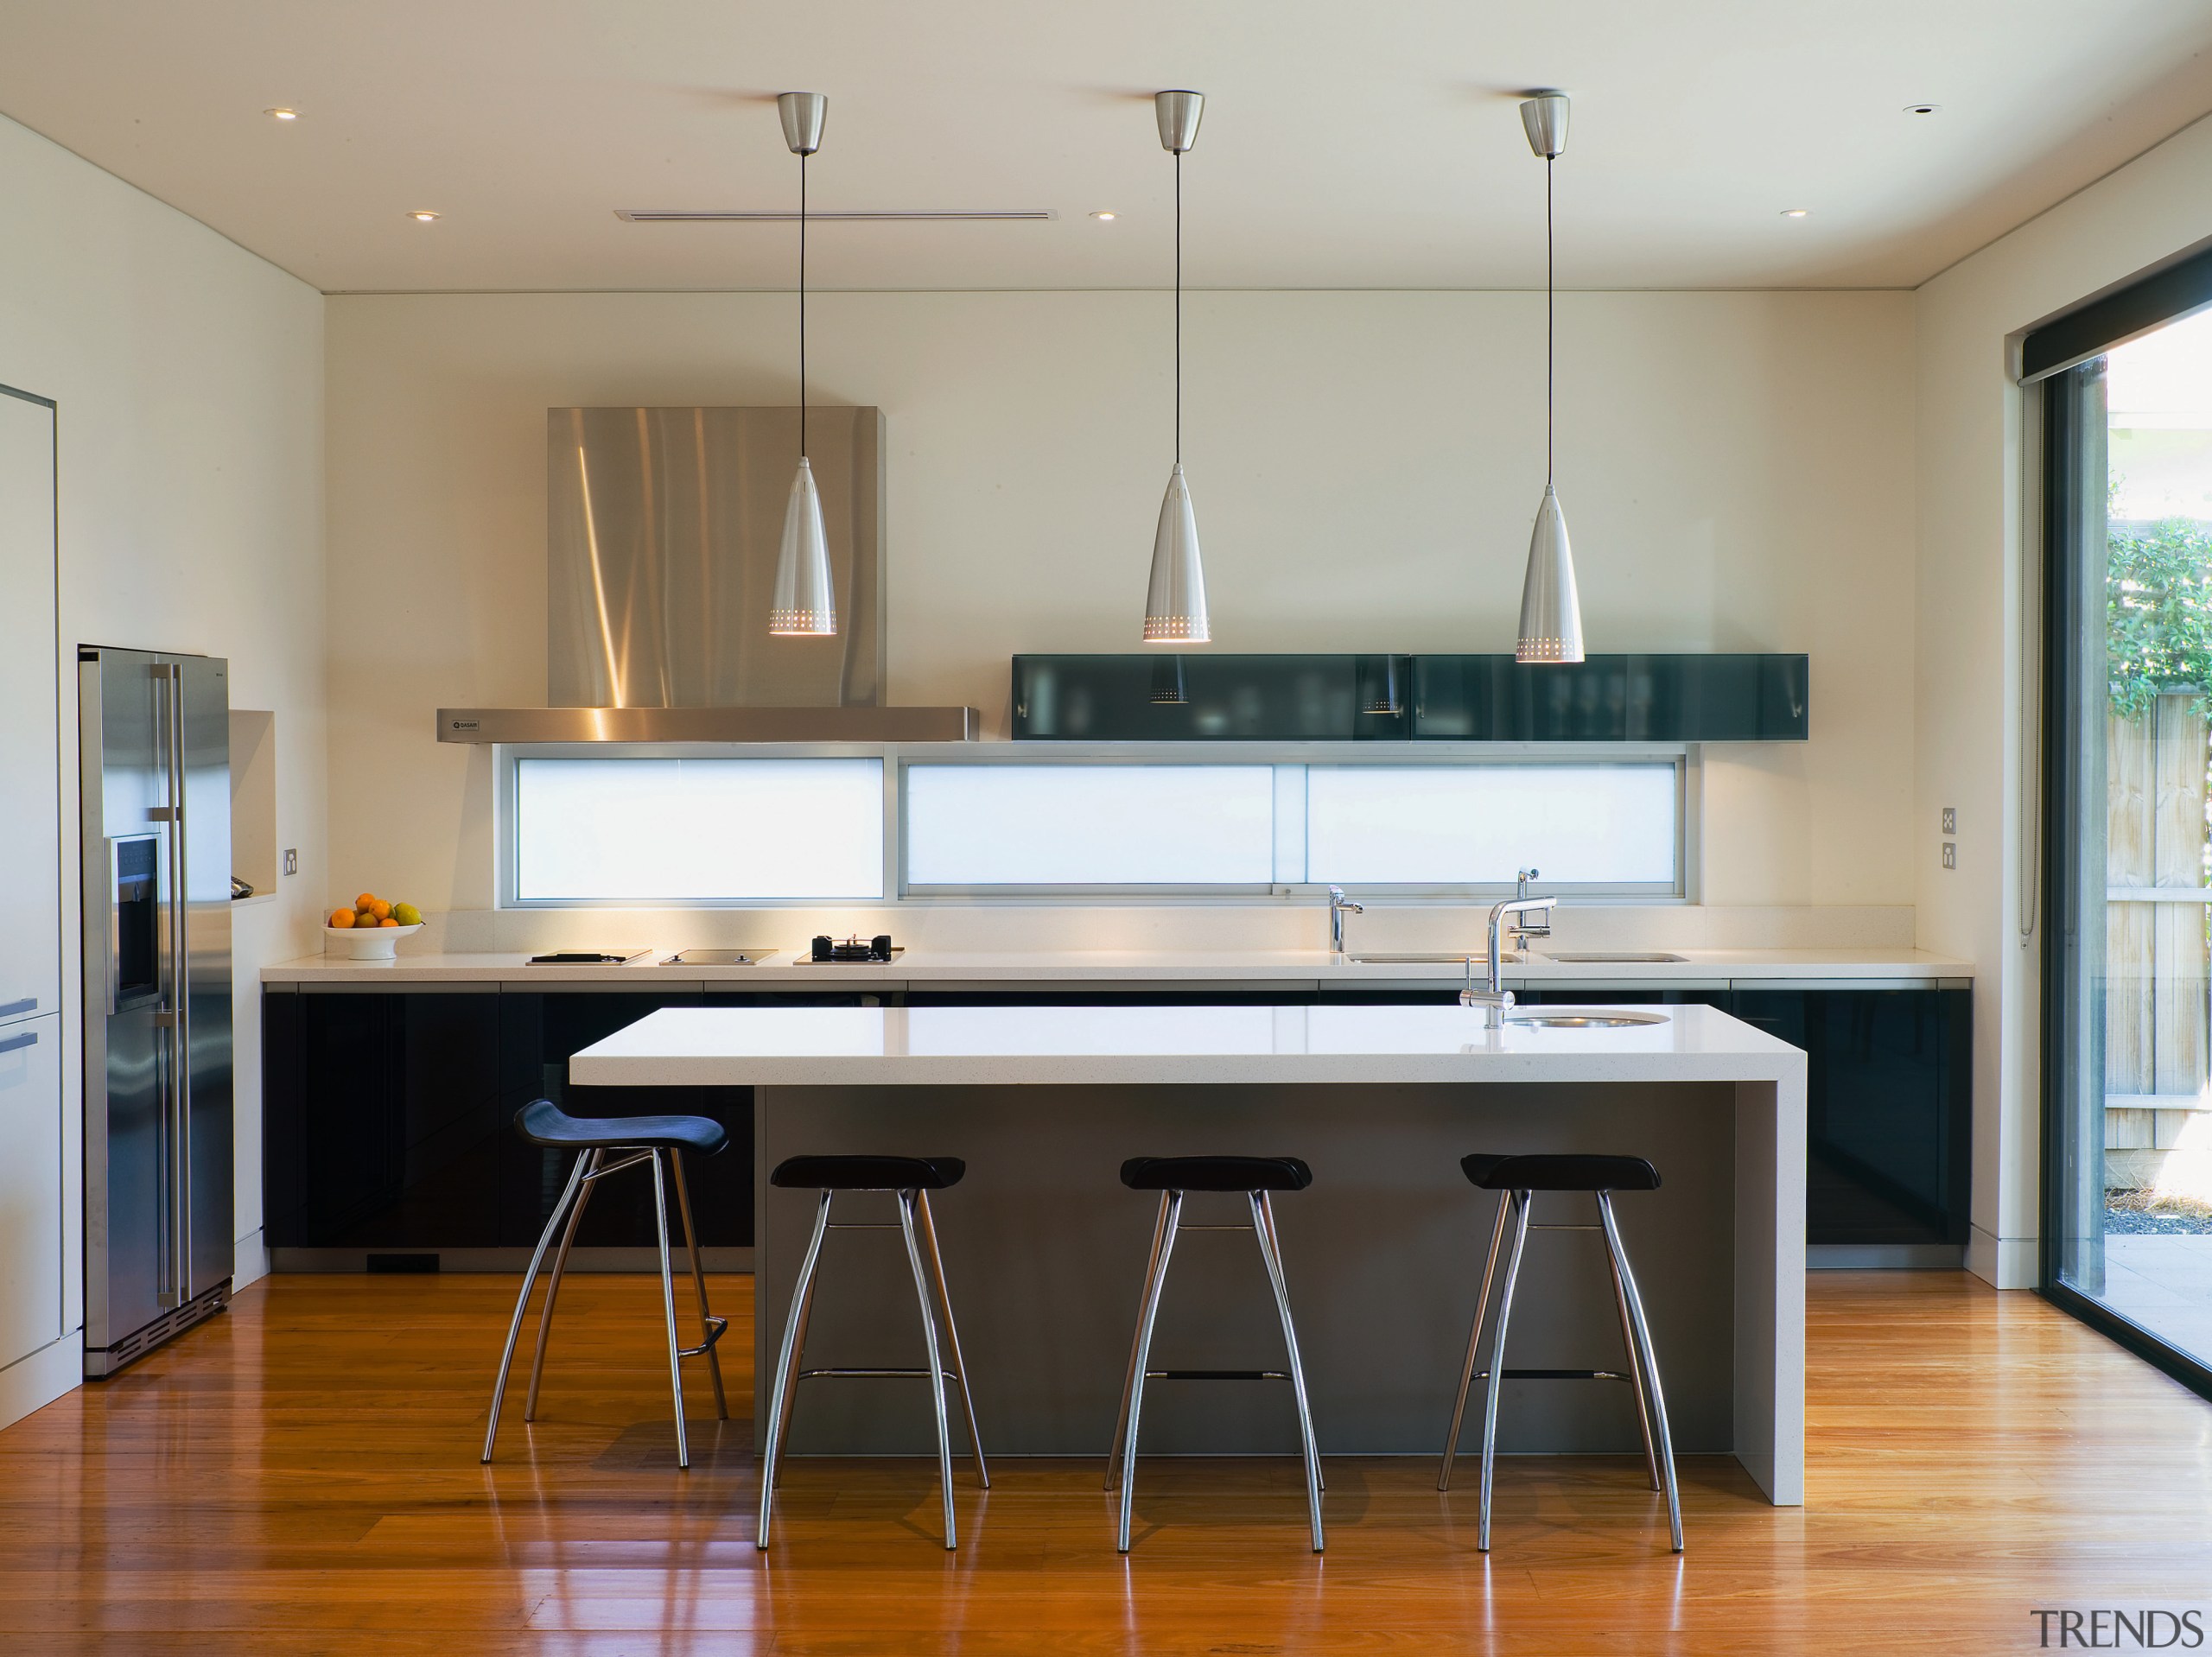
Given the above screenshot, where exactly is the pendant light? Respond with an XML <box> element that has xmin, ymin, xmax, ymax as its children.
<box><xmin>770</xmin><ymin>91</ymin><xmax>836</xmax><ymax>637</ymax></box>
<box><xmin>1143</xmin><ymin>89</ymin><xmax>1211</xmax><ymax>644</ymax></box>
<box><xmin>1515</xmin><ymin>92</ymin><xmax>1584</xmax><ymax>664</ymax></box>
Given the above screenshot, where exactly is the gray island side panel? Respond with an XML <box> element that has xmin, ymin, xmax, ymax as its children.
<box><xmin>753</xmin><ymin>1081</ymin><xmax>1741</xmax><ymax>1464</ymax></box>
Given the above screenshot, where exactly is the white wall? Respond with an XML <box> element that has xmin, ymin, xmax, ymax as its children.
<box><xmin>325</xmin><ymin>288</ymin><xmax>1918</xmax><ymax>925</ymax></box>
<box><xmin>0</xmin><ymin>109</ymin><xmax>326</xmax><ymax>1419</ymax></box>
<box><xmin>1915</xmin><ymin>112</ymin><xmax>2212</xmax><ymax>1287</ymax></box>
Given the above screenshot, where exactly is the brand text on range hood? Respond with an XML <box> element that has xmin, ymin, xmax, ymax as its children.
<box><xmin>437</xmin><ymin>405</ymin><xmax>975</xmax><ymax>744</ymax></box>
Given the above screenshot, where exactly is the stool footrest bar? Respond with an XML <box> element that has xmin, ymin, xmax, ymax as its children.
<box><xmin>797</xmin><ymin>1366</ymin><xmax>962</xmax><ymax>1381</ymax></box>
<box><xmin>677</xmin><ymin>1315</ymin><xmax>729</xmax><ymax>1359</ymax></box>
<box><xmin>1146</xmin><ymin>1368</ymin><xmax>1290</xmax><ymax>1381</ymax></box>
<box><xmin>1475</xmin><ymin>1367</ymin><xmax>1635</xmax><ymax>1382</ymax></box>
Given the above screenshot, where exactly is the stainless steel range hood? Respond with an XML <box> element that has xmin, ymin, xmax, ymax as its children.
<box><xmin>436</xmin><ymin>405</ymin><xmax>976</xmax><ymax>744</ymax></box>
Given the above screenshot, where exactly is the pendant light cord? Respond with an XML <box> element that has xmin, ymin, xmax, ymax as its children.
<box><xmin>1174</xmin><ymin>147</ymin><xmax>1183</xmax><ymax>467</ymax></box>
<box><xmin>1545</xmin><ymin>153</ymin><xmax>1554</xmax><ymax>490</ymax></box>
<box><xmin>809</xmin><ymin>146</ymin><xmax>818</xmax><ymax>462</ymax></box>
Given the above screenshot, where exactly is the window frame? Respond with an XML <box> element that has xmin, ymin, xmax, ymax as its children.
<box><xmin>496</xmin><ymin>740</ymin><xmax>1697</xmax><ymax>908</ymax></box>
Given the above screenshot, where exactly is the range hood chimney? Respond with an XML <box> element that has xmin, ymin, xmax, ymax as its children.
<box><xmin>436</xmin><ymin>406</ymin><xmax>977</xmax><ymax>743</ymax></box>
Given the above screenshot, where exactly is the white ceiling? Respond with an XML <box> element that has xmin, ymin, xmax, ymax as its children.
<box><xmin>3</xmin><ymin>1</ymin><xmax>2212</xmax><ymax>294</ymax></box>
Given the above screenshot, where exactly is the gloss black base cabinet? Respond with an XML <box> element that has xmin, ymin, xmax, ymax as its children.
<box><xmin>1511</xmin><ymin>985</ymin><xmax>1971</xmax><ymax>1248</ymax></box>
<box><xmin>264</xmin><ymin>982</ymin><xmax>1968</xmax><ymax>1260</ymax></box>
<box><xmin>263</xmin><ymin>987</ymin><xmax>757</xmax><ymax>1255</ymax></box>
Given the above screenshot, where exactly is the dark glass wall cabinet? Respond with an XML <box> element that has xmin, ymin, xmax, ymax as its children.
<box><xmin>1010</xmin><ymin>653</ymin><xmax>1809</xmax><ymax>742</ymax></box>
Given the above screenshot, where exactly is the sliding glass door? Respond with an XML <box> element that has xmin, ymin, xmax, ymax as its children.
<box><xmin>2045</xmin><ymin>306</ymin><xmax>2212</xmax><ymax>1393</ymax></box>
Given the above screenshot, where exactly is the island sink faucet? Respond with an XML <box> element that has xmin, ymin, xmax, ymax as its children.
<box><xmin>1462</xmin><ymin>890</ymin><xmax>1558</xmax><ymax>1028</ymax></box>
<box><xmin>1328</xmin><ymin>886</ymin><xmax>1365</xmax><ymax>957</ymax></box>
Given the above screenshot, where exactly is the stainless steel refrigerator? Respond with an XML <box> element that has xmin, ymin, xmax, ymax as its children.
<box><xmin>80</xmin><ymin>645</ymin><xmax>232</xmax><ymax>1376</ymax></box>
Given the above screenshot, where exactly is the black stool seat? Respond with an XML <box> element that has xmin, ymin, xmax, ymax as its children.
<box><xmin>516</xmin><ymin>1098</ymin><xmax>727</xmax><ymax>1156</ymax></box>
<box><xmin>1461</xmin><ymin>1152</ymin><xmax>1660</xmax><ymax>1192</ymax></box>
<box><xmin>1121</xmin><ymin>1155</ymin><xmax>1313</xmax><ymax>1193</ymax></box>
<box><xmin>771</xmin><ymin>1153</ymin><xmax>966</xmax><ymax>1190</ymax></box>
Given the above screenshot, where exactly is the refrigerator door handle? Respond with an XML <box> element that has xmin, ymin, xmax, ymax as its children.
<box><xmin>162</xmin><ymin>661</ymin><xmax>192</xmax><ymax>1306</ymax></box>
<box><xmin>0</xmin><ymin>996</ymin><xmax>35</xmax><ymax>1021</ymax></box>
<box><xmin>0</xmin><ymin>1028</ymin><xmax>36</xmax><ymax>1056</ymax></box>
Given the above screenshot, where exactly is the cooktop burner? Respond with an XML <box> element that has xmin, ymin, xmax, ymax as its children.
<box><xmin>804</xmin><ymin>933</ymin><xmax>899</xmax><ymax>963</ymax></box>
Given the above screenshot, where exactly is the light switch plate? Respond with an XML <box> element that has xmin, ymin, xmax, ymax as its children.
<box><xmin>283</xmin><ymin>848</ymin><xmax>298</xmax><ymax>876</ymax></box>
<box><xmin>1941</xmin><ymin>806</ymin><xmax>1955</xmax><ymax>834</ymax></box>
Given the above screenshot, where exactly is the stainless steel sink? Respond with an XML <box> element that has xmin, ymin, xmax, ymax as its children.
<box><xmin>1540</xmin><ymin>952</ymin><xmax>1687</xmax><ymax>964</ymax></box>
<box><xmin>1504</xmin><ymin>1008</ymin><xmax>1670</xmax><ymax>1028</ymax></box>
<box><xmin>1349</xmin><ymin>952</ymin><xmax>1517</xmax><ymax>965</ymax></box>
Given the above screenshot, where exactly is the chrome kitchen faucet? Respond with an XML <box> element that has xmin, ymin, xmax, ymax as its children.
<box><xmin>1327</xmin><ymin>886</ymin><xmax>1364</xmax><ymax>958</ymax></box>
<box><xmin>1462</xmin><ymin>887</ymin><xmax>1558</xmax><ymax>1028</ymax></box>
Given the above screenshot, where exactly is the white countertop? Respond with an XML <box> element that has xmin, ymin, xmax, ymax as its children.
<box><xmin>569</xmin><ymin>1000</ymin><xmax>1806</xmax><ymax>1087</ymax></box>
<box><xmin>261</xmin><ymin>944</ymin><xmax>1970</xmax><ymax>987</ymax></box>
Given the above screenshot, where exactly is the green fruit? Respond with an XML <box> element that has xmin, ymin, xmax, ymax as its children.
<box><xmin>391</xmin><ymin>902</ymin><xmax>422</xmax><ymax>927</ymax></box>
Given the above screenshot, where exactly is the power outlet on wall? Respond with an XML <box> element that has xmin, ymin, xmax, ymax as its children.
<box><xmin>283</xmin><ymin>848</ymin><xmax>298</xmax><ymax>877</ymax></box>
<box><xmin>1942</xmin><ymin>842</ymin><xmax>1956</xmax><ymax>869</ymax></box>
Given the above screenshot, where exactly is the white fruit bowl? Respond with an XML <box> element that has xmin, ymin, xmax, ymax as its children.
<box><xmin>323</xmin><ymin>922</ymin><xmax>423</xmax><ymax>960</ymax></box>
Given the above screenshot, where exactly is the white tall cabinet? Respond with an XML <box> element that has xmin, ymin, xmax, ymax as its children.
<box><xmin>0</xmin><ymin>384</ymin><xmax>66</xmax><ymax>1412</ymax></box>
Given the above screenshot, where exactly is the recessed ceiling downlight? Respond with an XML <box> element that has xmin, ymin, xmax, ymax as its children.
<box><xmin>1905</xmin><ymin>103</ymin><xmax>1940</xmax><ymax>115</ymax></box>
<box><xmin>1090</xmin><ymin>210</ymin><xmax>1117</xmax><ymax>220</ymax></box>
<box><xmin>264</xmin><ymin>107</ymin><xmax>299</xmax><ymax>120</ymax></box>
<box><xmin>408</xmin><ymin>209</ymin><xmax>441</xmax><ymax>222</ymax></box>
<box><xmin>1781</xmin><ymin>208</ymin><xmax>1810</xmax><ymax>219</ymax></box>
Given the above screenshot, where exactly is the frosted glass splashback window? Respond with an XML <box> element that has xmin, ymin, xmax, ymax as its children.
<box><xmin>906</xmin><ymin>765</ymin><xmax>1275</xmax><ymax>886</ymax></box>
<box><xmin>1305</xmin><ymin>765</ymin><xmax>1677</xmax><ymax>886</ymax></box>
<box><xmin>515</xmin><ymin>758</ymin><xmax>884</xmax><ymax>902</ymax></box>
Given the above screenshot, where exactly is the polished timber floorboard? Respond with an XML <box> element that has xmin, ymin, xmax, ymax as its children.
<box><xmin>2</xmin><ymin>1272</ymin><xmax>2210</xmax><ymax>1654</ymax></box>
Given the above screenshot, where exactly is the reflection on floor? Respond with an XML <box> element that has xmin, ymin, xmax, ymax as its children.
<box><xmin>0</xmin><ymin>1271</ymin><xmax>2209</xmax><ymax>1653</ymax></box>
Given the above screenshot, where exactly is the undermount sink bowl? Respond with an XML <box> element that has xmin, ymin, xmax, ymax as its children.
<box><xmin>1541</xmin><ymin>952</ymin><xmax>1688</xmax><ymax>964</ymax></box>
<box><xmin>1504</xmin><ymin>1008</ymin><xmax>1671</xmax><ymax>1029</ymax></box>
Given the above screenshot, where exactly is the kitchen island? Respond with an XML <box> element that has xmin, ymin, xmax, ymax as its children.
<box><xmin>572</xmin><ymin>1000</ymin><xmax>1808</xmax><ymax>1502</ymax></box>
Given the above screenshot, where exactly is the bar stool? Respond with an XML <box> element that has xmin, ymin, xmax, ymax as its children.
<box><xmin>1437</xmin><ymin>1152</ymin><xmax>1681</xmax><ymax>1552</ymax></box>
<box><xmin>756</xmin><ymin>1155</ymin><xmax>988</xmax><ymax>1552</ymax></box>
<box><xmin>482</xmin><ymin>1099</ymin><xmax>730</xmax><ymax>1469</ymax></box>
<box><xmin>1107</xmin><ymin>1155</ymin><xmax>1324</xmax><ymax>1553</ymax></box>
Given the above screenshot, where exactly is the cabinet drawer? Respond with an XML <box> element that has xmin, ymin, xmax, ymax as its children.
<box><xmin>0</xmin><ymin>1015</ymin><xmax>63</xmax><ymax>1367</ymax></box>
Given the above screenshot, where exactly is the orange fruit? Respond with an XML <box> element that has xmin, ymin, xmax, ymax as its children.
<box><xmin>328</xmin><ymin>908</ymin><xmax>355</xmax><ymax>929</ymax></box>
<box><xmin>369</xmin><ymin>899</ymin><xmax>392</xmax><ymax>921</ymax></box>
<box><xmin>355</xmin><ymin>892</ymin><xmax>378</xmax><ymax>911</ymax></box>
<box><xmin>378</xmin><ymin>916</ymin><xmax>399</xmax><ymax>928</ymax></box>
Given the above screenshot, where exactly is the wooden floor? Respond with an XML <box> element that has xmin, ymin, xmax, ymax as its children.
<box><xmin>2</xmin><ymin>1272</ymin><xmax>2209</xmax><ymax>1654</ymax></box>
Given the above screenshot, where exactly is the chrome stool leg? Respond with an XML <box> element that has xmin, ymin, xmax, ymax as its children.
<box><xmin>1437</xmin><ymin>1189</ymin><xmax>1514</xmax><ymax>1490</ymax></box>
<box><xmin>1116</xmin><ymin>1190</ymin><xmax>1184</xmax><ymax>1553</ymax></box>
<box><xmin>896</xmin><ymin>1188</ymin><xmax>959</xmax><ymax>1550</ymax></box>
<box><xmin>668</xmin><ymin>1148</ymin><xmax>729</xmax><ymax>1421</ymax></box>
<box><xmin>1598</xmin><ymin>1191</ymin><xmax>1682</xmax><ymax>1553</ymax></box>
<box><xmin>1105</xmin><ymin>1191</ymin><xmax>1174</xmax><ymax>1492</ymax></box>
<box><xmin>524</xmin><ymin>1149</ymin><xmax>601</xmax><ymax>1421</ymax></box>
<box><xmin>757</xmin><ymin>1189</ymin><xmax>833</xmax><ymax>1549</ymax></box>
<box><xmin>914</xmin><ymin>1189</ymin><xmax>989</xmax><ymax>1488</ymax></box>
<box><xmin>1477</xmin><ymin>1189</ymin><xmax>1533</xmax><ymax>1552</ymax></box>
<box><xmin>483</xmin><ymin>1148</ymin><xmax>590</xmax><ymax>1463</ymax></box>
<box><xmin>1605</xmin><ymin>1217</ymin><xmax>1662</xmax><ymax>1491</ymax></box>
<box><xmin>648</xmin><ymin>1149</ymin><xmax>690</xmax><ymax>1470</ymax></box>
<box><xmin>769</xmin><ymin>1213</ymin><xmax>820</xmax><ymax>1489</ymax></box>
<box><xmin>1250</xmin><ymin>1190</ymin><xmax>1324</xmax><ymax>1553</ymax></box>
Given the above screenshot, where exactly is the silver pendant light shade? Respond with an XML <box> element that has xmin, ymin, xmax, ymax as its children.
<box><xmin>1144</xmin><ymin>464</ymin><xmax>1208</xmax><ymax>642</ymax></box>
<box><xmin>1143</xmin><ymin>90</ymin><xmax>1211</xmax><ymax>644</ymax></box>
<box><xmin>1514</xmin><ymin>91</ymin><xmax>1586</xmax><ymax>665</ymax></box>
<box><xmin>770</xmin><ymin>457</ymin><xmax>835</xmax><ymax>635</ymax></box>
<box><xmin>1516</xmin><ymin>485</ymin><xmax>1582</xmax><ymax>662</ymax></box>
<box><xmin>769</xmin><ymin>92</ymin><xmax>837</xmax><ymax>637</ymax></box>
